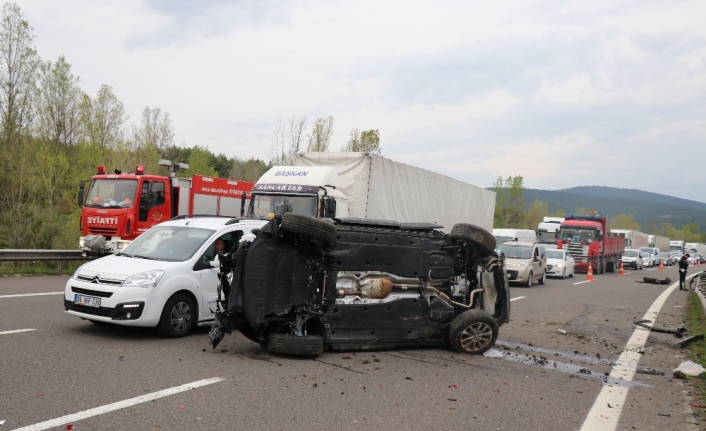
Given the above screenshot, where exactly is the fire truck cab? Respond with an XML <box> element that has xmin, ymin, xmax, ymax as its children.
<box><xmin>78</xmin><ymin>161</ymin><xmax>253</xmax><ymax>255</ymax></box>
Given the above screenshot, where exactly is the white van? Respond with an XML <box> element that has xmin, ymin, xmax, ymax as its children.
<box><xmin>493</xmin><ymin>229</ymin><xmax>537</xmax><ymax>245</ymax></box>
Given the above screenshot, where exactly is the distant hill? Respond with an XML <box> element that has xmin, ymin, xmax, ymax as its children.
<box><xmin>523</xmin><ymin>187</ymin><xmax>706</xmax><ymax>231</ymax></box>
<box><xmin>561</xmin><ymin>186</ymin><xmax>706</xmax><ymax>212</ymax></box>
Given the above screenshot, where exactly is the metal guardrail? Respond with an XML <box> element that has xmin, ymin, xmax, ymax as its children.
<box><xmin>0</xmin><ymin>249</ymin><xmax>91</xmax><ymax>275</ymax></box>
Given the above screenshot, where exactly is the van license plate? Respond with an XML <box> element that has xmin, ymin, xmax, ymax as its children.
<box><xmin>74</xmin><ymin>294</ymin><xmax>100</xmax><ymax>308</ymax></box>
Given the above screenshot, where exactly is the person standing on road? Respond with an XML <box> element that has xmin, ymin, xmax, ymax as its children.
<box><xmin>679</xmin><ymin>253</ymin><xmax>690</xmax><ymax>290</ymax></box>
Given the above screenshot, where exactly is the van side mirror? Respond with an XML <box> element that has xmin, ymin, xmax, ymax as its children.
<box><xmin>78</xmin><ymin>181</ymin><xmax>85</xmax><ymax>207</ymax></box>
<box><xmin>597</xmin><ymin>232</ymin><xmax>603</xmax><ymax>241</ymax></box>
<box><xmin>323</xmin><ymin>197</ymin><xmax>336</xmax><ymax>218</ymax></box>
<box><xmin>240</xmin><ymin>194</ymin><xmax>247</xmax><ymax>217</ymax></box>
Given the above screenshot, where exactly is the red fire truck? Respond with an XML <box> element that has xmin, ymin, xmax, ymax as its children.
<box><xmin>556</xmin><ymin>212</ymin><xmax>625</xmax><ymax>274</ymax></box>
<box><xmin>78</xmin><ymin>159</ymin><xmax>254</xmax><ymax>255</ymax></box>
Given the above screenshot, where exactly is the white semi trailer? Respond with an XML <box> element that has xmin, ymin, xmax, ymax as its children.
<box><xmin>648</xmin><ymin>235</ymin><xmax>670</xmax><ymax>252</ymax></box>
<box><xmin>610</xmin><ymin>229</ymin><xmax>649</xmax><ymax>249</ymax></box>
<box><xmin>245</xmin><ymin>152</ymin><xmax>496</xmax><ymax>232</ymax></box>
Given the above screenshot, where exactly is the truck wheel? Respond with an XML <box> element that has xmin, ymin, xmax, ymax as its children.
<box><xmin>448</xmin><ymin>309</ymin><xmax>498</xmax><ymax>354</ymax></box>
<box><xmin>525</xmin><ymin>272</ymin><xmax>533</xmax><ymax>288</ymax></box>
<box><xmin>158</xmin><ymin>294</ymin><xmax>196</xmax><ymax>338</ymax></box>
<box><xmin>280</xmin><ymin>213</ymin><xmax>337</xmax><ymax>244</ymax></box>
<box><xmin>606</xmin><ymin>261</ymin><xmax>615</xmax><ymax>273</ymax></box>
<box><xmin>266</xmin><ymin>332</ymin><xmax>324</xmax><ymax>357</ymax></box>
<box><xmin>449</xmin><ymin>223</ymin><xmax>496</xmax><ymax>255</ymax></box>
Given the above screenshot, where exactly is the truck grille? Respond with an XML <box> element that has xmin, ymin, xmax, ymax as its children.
<box><xmin>567</xmin><ymin>243</ymin><xmax>588</xmax><ymax>260</ymax></box>
<box><xmin>88</xmin><ymin>227</ymin><xmax>117</xmax><ymax>235</ymax></box>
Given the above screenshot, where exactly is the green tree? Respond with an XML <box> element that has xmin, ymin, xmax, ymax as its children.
<box><xmin>81</xmin><ymin>85</ymin><xmax>126</xmax><ymax>154</ymax></box>
<box><xmin>492</xmin><ymin>175</ymin><xmax>525</xmax><ymax>228</ymax></box>
<box><xmin>178</xmin><ymin>145</ymin><xmax>218</xmax><ymax>177</ymax></box>
<box><xmin>551</xmin><ymin>208</ymin><xmax>566</xmax><ymax>217</ymax></box>
<box><xmin>307</xmin><ymin>116</ymin><xmax>334</xmax><ymax>152</ymax></box>
<box><xmin>646</xmin><ymin>218</ymin><xmax>657</xmax><ymax>234</ymax></box>
<box><xmin>609</xmin><ymin>214</ymin><xmax>641</xmax><ymax>231</ymax></box>
<box><xmin>37</xmin><ymin>56</ymin><xmax>84</xmax><ymax>150</ymax></box>
<box><xmin>229</xmin><ymin>157</ymin><xmax>269</xmax><ymax>182</ymax></box>
<box><xmin>525</xmin><ymin>199</ymin><xmax>549</xmax><ymax>230</ymax></box>
<box><xmin>132</xmin><ymin>106</ymin><xmax>174</xmax><ymax>151</ymax></box>
<box><xmin>342</xmin><ymin>128</ymin><xmax>381</xmax><ymax>154</ymax></box>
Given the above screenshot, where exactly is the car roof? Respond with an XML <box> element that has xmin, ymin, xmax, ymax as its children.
<box><xmin>501</xmin><ymin>241</ymin><xmax>536</xmax><ymax>246</ymax></box>
<box><xmin>157</xmin><ymin>216</ymin><xmax>268</xmax><ymax>232</ymax></box>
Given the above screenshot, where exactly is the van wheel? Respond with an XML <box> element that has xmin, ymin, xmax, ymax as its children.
<box><xmin>525</xmin><ymin>272</ymin><xmax>533</xmax><ymax>288</ymax></box>
<box><xmin>538</xmin><ymin>271</ymin><xmax>546</xmax><ymax>285</ymax></box>
<box><xmin>158</xmin><ymin>294</ymin><xmax>195</xmax><ymax>338</ymax></box>
<box><xmin>280</xmin><ymin>213</ymin><xmax>337</xmax><ymax>244</ymax></box>
<box><xmin>449</xmin><ymin>223</ymin><xmax>496</xmax><ymax>255</ymax></box>
<box><xmin>448</xmin><ymin>309</ymin><xmax>498</xmax><ymax>354</ymax></box>
<box><xmin>267</xmin><ymin>332</ymin><xmax>324</xmax><ymax>357</ymax></box>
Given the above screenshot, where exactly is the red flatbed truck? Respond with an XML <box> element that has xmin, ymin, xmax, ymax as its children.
<box><xmin>78</xmin><ymin>159</ymin><xmax>254</xmax><ymax>255</ymax></box>
<box><xmin>556</xmin><ymin>212</ymin><xmax>625</xmax><ymax>274</ymax></box>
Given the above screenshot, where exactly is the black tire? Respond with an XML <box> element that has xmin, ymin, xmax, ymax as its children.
<box><xmin>449</xmin><ymin>223</ymin><xmax>496</xmax><ymax>255</ymax></box>
<box><xmin>606</xmin><ymin>261</ymin><xmax>615</xmax><ymax>273</ymax></box>
<box><xmin>267</xmin><ymin>332</ymin><xmax>324</xmax><ymax>357</ymax></box>
<box><xmin>538</xmin><ymin>271</ymin><xmax>546</xmax><ymax>285</ymax></box>
<box><xmin>448</xmin><ymin>309</ymin><xmax>499</xmax><ymax>354</ymax></box>
<box><xmin>525</xmin><ymin>271</ymin><xmax>533</xmax><ymax>288</ymax></box>
<box><xmin>157</xmin><ymin>294</ymin><xmax>196</xmax><ymax>338</ymax></box>
<box><xmin>569</xmin><ymin>270</ymin><xmax>574</xmax><ymax>278</ymax></box>
<box><xmin>280</xmin><ymin>213</ymin><xmax>337</xmax><ymax>244</ymax></box>
<box><xmin>598</xmin><ymin>258</ymin><xmax>605</xmax><ymax>274</ymax></box>
<box><xmin>561</xmin><ymin>269</ymin><xmax>566</xmax><ymax>279</ymax></box>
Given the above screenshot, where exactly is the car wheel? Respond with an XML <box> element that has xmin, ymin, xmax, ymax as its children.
<box><xmin>562</xmin><ymin>269</ymin><xmax>566</xmax><ymax>279</ymax></box>
<box><xmin>538</xmin><ymin>271</ymin><xmax>546</xmax><ymax>285</ymax></box>
<box><xmin>525</xmin><ymin>272</ymin><xmax>533</xmax><ymax>288</ymax></box>
<box><xmin>448</xmin><ymin>309</ymin><xmax>499</xmax><ymax>354</ymax></box>
<box><xmin>569</xmin><ymin>270</ymin><xmax>574</xmax><ymax>278</ymax></box>
<box><xmin>449</xmin><ymin>223</ymin><xmax>496</xmax><ymax>255</ymax></box>
<box><xmin>158</xmin><ymin>294</ymin><xmax>196</xmax><ymax>338</ymax></box>
<box><xmin>267</xmin><ymin>332</ymin><xmax>324</xmax><ymax>357</ymax></box>
<box><xmin>280</xmin><ymin>213</ymin><xmax>337</xmax><ymax>244</ymax></box>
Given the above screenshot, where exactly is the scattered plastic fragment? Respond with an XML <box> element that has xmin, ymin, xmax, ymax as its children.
<box><xmin>447</xmin><ymin>398</ymin><xmax>457</xmax><ymax>401</ymax></box>
<box><xmin>118</xmin><ymin>356</ymin><xmax>124</xmax><ymax>362</ymax></box>
<box><xmin>679</xmin><ymin>334</ymin><xmax>705</xmax><ymax>348</ymax></box>
<box><xmin>558</xmin><ymin>329</ymin><xmax>567</xmax><ymax>334</ymax></box>
<box><xmin>636</xmin><ymin>367</ymin><xmax>664</xmax><ymax>376</ymax></box>
<box><xmin>483</xmin><ymin>349</ymin><xmax>504</xmax><ymax>358</ymax></box>
<box><xmin>451</xmin><ymin>384</ymin><xmax>458</xmax><ymax>389</ymax></box>
<box><xmin>657</xmin><ymin>413</ymin><xmax>670</xmax><ymax>417</ymax></box>
<box><xmin>405</xmin><ymin>377</ymin><xmax>412</xmax><ymax>380</ymax></box>
<box><xmin>66</xmin><ymin>425</ymin><xmax>74</xmax><ymax>430</ymax></box>
<box><xmin>578</xmin><ymin>368</ymin><xmax>591</xmax><ymax>374</ymax></box>
<box><xmin>635</xmin><ymin>320</ymin><xmax>687</xmax><ymax>337</ymax></box>
<box><xmin>37</xmin><ymin>393</ymin><xmax>44</xmax><ymax>397</ymax></box>
<box><xmin>689</xmin><ymin>402</ymin><xmax>706</xmax><ymax>409</ymax></box>
<box><xmin>673</xmin><ymin>361</ymin><xmax>706</xmax><ymax>377</ymax></box>
<box><xmin>0</xmin><ymin>420</ymin><xmax>5</xmax><ymax>425</ymax></box>
<box><xmin>177</xmin><ymin>406</ymin><xmax>186</xmax><ymax>411</ymax></box>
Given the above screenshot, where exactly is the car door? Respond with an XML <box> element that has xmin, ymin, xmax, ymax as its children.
<box><xmin>565</xmin><ymin>252</ymin><xmax>574</xmax><ymax>274</ymax></box>
<box><xmin>196</xmin><ymin>228</ymin><xmax>244</xmax><ymax>320</ymax></box>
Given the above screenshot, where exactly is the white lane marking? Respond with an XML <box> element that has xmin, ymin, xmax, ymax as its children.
<box><xmin>623</xmin><ymin>272</ymin><xmax>632</xmax><ymax>275</ymax></box>
<box><xmin>573</xmin><ymin>280</ymin><xmax>593</xmax><ymax>285</ymax></box>
<box><xmin>0</xmin><ymin>292</ymin><xmax>63</xmax><ymax>299</ymax></box>
<box><xmin>510</xmin><ymin>296</ymin><xmax>526</xmax><ymax>302</ymax></box>
<box><xmin>0</xmin><ymin>329</ymin><xmax>35</xmax><ymax>335</ymax></box>
<box><xmin>580</xmin><ymin>276</ymin><xmax>687</xmax><ymax>430</ymax></box>
<box><xmin>11</xmin><ymin>377</ymin><xmax>225</xmax><ymax>431</ymax></box>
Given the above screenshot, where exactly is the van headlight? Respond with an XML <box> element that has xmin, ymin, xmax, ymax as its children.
<box><xmin>519</xmin><ymin>262</ymin><xmax>527</xmax><ymax>267</ymax></box>
<box><xmin>122</xmin><ymin>270</ymin><xmax>164</xmax><ymax>288</ymax></box>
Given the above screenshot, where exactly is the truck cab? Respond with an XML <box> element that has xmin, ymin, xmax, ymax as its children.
<box><xmin>556</xmin><ymin>212</ymin><xmax>624</xmax><ymax>273</ymax></box>
<box><xmin>79</xmin><ymin>165</ymin><xmax>173</xmax><ymax>253</ymax></box>
<box><xmin>246</xmin><ymin>166</ymin><xmax>349</xmax><ymax>219</ymax></box>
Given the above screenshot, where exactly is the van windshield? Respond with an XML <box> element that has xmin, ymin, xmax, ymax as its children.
<box><xmin>494</xmin><ymin>236</ymin><xmax>512</xmax><ymax>244</ymax></box>
<box><xmin>121</xmin><ymin>226</ymin><xmax>215</xmax><ymax>262</ymax></box>
<box><xmin>623</xmin><ymin>250</ymin><xmax>639</xmax><ymax>257</ymax></box>
<box><xmin>499</xmin><ymin>244</ymin><xmax>532</xmax><ymax>259</ymax></box>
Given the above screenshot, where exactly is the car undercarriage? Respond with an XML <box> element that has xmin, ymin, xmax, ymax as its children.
<box><xmin>209</xmin><ymin>214</ymin><xmax>510</xmax><ymax>356</ymax></box>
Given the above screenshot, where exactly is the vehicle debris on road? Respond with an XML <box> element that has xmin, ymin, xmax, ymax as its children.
<box><xmin>673</xmin><ymin>361</ymin><xmax>706</xmax><ymax>378</ymax></box>
<box><xmin>634</xmin><ymin>319</ymin><xmax>687</xmax><ymax>337</ymax></box>
<box><xmin>678</xmin><ymin>334</ymin><xmax>705</xmax><ymax>348</ymax></box>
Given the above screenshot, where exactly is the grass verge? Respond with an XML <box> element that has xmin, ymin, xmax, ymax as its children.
<box><xmin>685</xmin><ymin>290</ymin><xmax>706</xmax><ymax>425</ymax></box>
<box><xmin>0</xmin><ymin>261</ymin><xmax>81</xmax><ymax>276</ymax></box>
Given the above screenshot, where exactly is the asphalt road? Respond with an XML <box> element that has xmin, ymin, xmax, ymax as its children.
<box><xmin>0</xmin><ymin>265</ymin><xmax>704</xmax><ymax>431</ymax></box>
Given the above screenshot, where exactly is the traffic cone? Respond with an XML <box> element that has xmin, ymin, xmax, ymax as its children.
<box><xmin>619</xmin><ymin>261</ymin><xmax>625</xmax><ymax>275</ymax></box>
<box><xmin>659</xmin><ymin>260</ymin><xmax>664</xmax><ymax>271</ymax></box>
<box><xmin>586</xmin><ymin>264</ymin><xmax>594</xmax><ymax>282</ymax></box>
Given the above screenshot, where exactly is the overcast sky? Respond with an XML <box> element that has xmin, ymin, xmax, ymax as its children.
<box><xmin>17</xmin><ymin>0</ymin><xmax>706</xmax><ymax>201</ymax></box>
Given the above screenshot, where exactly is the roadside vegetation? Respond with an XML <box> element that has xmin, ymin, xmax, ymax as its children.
<box><xmin>685</xmin><ymin>291</ymin><xmax>706</xmax><ymax>422</ymax></box>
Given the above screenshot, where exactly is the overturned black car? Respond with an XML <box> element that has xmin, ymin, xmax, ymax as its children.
<box><xmin>209</xmin><ymin>213</ymin><xmax>510</xmax><ymax>356</ymax></box>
